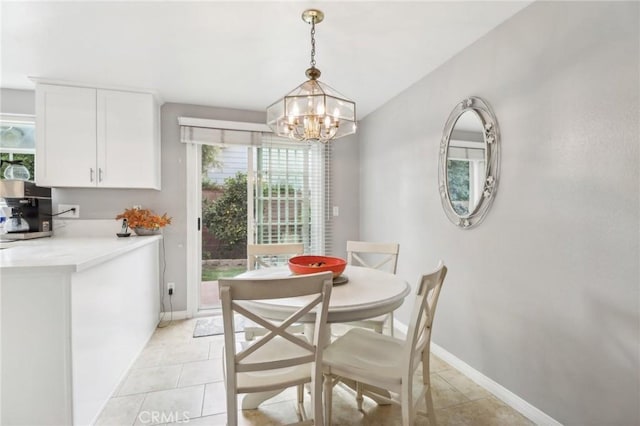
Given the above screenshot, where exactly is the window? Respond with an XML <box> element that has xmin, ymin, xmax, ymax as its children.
<box><xmin>0</xmin><ymin>114</ymin><xmax>36</xmax><ymax>181</ymax></box>
<box><xmin>254</xmin><ymin>136</ymin><xmax>330</xmax><ymax>254</ymax></box>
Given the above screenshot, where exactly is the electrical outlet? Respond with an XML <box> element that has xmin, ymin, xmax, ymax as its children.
<box><xmin>167</xmin><ymin>282</ymin><xmax>175</xmax><ymax>295</ymax></box>
<box><xmin>58</xmin><ymin>204</ymin><xmax>80</xmax><ymax>219</ymax></box>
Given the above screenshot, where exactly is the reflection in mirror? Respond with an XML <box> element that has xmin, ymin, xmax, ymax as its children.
<box><xmin>438</xmin><ymin>97</ymin><xmax>500</xmax><ymax>229</ymax></box>
<box><xmin>446</xmin><ymin>110</ymin><xmax>485</xmax><ymax>217</ymax></box>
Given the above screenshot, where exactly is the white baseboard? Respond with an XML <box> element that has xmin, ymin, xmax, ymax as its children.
<box><xmin>159</xmin><ymin>310</ymin><xmax>190</xmax><ymax>321</ymax></box>
<box><xmin>158</xmin><ymin>310</ymin><xmax>223</xmax><ymax>322</ymax></box>
<box><xmin>394</xmin><ymin>321</ymin><xmax>561</xmax><ymax>426</ymax></box>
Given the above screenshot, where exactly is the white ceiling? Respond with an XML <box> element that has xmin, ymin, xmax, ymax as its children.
<box><xmin>1</xmin><ymin>1</ymin><xmax>532</xmax><ymax>119</ymax></box>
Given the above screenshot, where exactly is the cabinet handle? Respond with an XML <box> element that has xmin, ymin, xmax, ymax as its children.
<box><xmin>99</xmin><ymin>168</ymin><xmax>103</xmax><ymax>182</ymax></box>
<box><xmin>90</xmin><ymin>168</ymin><xmax>94</xmax><ymax>182</ymax></box>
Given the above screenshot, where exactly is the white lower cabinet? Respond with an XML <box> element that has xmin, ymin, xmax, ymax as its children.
<box><xmin>0</xmin><ymin>240</ymin><xmax>160</xmax><ymax>425</ymax></box>
<box><xmin>35</xmin><ymin>81</ymin><xmax>161</xmax><ymax>189</ymax></box>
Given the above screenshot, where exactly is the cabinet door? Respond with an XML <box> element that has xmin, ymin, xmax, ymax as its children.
<box><xmin>35</xmin><ymin>85</ymin><xmax>97</xmax><ymax>187</ymax></box>
<box><xmin>96</xmin><ymin>90</ymin><xmax>160</xmax><ymax>189</ymax></box>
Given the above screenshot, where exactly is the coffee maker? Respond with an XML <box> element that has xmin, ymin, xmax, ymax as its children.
<box><xmin>0</xmin><ymin>180</ymin><xmax>52</xmax><ymax>240</ymax></box>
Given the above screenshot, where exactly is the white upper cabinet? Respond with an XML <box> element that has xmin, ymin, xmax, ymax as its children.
<box><xmin>35</xmin><ymin>84</ymin><xmax>97</xmax><ymax>187</ymax></box>
<box><xmin>96</xmin><ymin>89</ymin><xmax>159</xmax><ymax>188</ymax></box>
<box><xmin>35</xmin><ymin>81</ymin><xmax>161</xmax><ymax>189</ymax></box>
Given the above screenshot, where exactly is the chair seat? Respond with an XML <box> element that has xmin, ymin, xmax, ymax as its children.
<box><xmin>323</xmin><ymin>327</ymin><xmax>404</xmax><ymax>386</ymax></box>
<box><xmin>236</xmin><ymin>335</ymin><xmax>313</xmax><ymax>392</ymax></box>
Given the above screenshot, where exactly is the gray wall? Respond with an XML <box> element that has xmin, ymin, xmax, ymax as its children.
<box><xmin>0</xmin><ymin>89</ymin><xmax>34</xmax><ymax>115</ymax></box>
<box><xmin>358</xmin><ymin>2</ymin><xmax>639</xmax><ymax>425</ymax></box>
<box><xmin>0</xmin><ymin>93</ymin><xmax>361</xmax><ymax>311</ymax></box>
<box><xmin>329</xmin><ymin>133</ymin><xmax>360</xmax><ymax>257</ymax></box>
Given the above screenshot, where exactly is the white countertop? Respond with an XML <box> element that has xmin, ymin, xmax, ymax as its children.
<box><xmin>0</xmin><ymin>235</ymin><xmax>162</xmax><ymax>273</ymax></box>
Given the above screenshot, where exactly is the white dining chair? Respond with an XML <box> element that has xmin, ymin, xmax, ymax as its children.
<box><xmin>323</xmin><ymin>262</ymin><xmax>447</xmax><ymax>426</ymax></box>
<box><xmin>219</xmin><ymin>271</ymin><xmax>333</xmax><ymax>426</ymax></box>
<box><xmin>247</xmin><ymin>243</ymin><xmax>305</xmax><ymax>271</ymax></box>
<box><xmin>345</xmin><ymin>240</ymin><xmax>400</xmax><ymax>336</ymax></box>
<box><xmin>243</xmin><ymin>243</ymin><xmax>305</xmax><ymax>341</ymax></box>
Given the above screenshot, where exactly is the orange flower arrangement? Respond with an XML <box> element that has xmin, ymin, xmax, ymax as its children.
<box><xmin>116</xmin><ymin>208</ymin><xmax>172</xmax><ymax>230</ymax></box>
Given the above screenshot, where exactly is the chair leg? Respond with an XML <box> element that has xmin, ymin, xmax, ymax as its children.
<box><xmin>323</xmin><ymin>374</ymin><xmax>333</xmax><ymax>425</ymax></box>
<box><xmin>356</xmin><ymin>382</ymin><xmax>364</xmax><ymax>411</ymax></box>
<box><xmin>425</xmin><ymin>386</ymin><xmax>437</xmax><ymax>426</ymax></box>
<box><xmin>226</xmin><ymin>388</ymin><xmax>237</xmax><ymax>426</ymax></box>
<box><xmin>312</xmin><ymin>376</ymin><xmax>324</xmax><ymax>426</ymax></box>
<box><xmin>297</xmin><ymin>384</ymin><xmax>304</xmax><ymax>405</ymax></box>
<box><xmin>421</xmin><ymin>349</ymin><xmax>437</xmax><ymax>424</ymax></box>
<box><xmin>389</xmin><ymin>313</ymin><xmax>395</xmax><ymax>337</ymax></box>
<box><xmin>400</xmin><ymin>383</ymin><xmax>413</xmax><ymax>426</ymax></box>
<box><xmin>401</xmin><ymin>375</ymin><xmax>413</xmax><ymax>426</ymax></box>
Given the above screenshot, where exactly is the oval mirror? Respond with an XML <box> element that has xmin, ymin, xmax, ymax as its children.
<box><xmin>438</xmin><ymin>97</ymin><xmax>500</xmax><ymax>229</ymax></box>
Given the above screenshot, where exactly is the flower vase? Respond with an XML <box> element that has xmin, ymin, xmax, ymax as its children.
<box><xmin>133</xmin><ymin>227</ymin><xmax>161</xmax><ymax>236</ymax></box>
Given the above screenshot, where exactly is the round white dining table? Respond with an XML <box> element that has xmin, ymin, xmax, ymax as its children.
<box><xmin>237</xmin><ymin>264</ymin><xmax>411</xmax><ymax>323</ymax></box>
<box><xmin>235</xmin><ymin>264</ymin><xmax>411</xmax><ymax>410</ymax></box>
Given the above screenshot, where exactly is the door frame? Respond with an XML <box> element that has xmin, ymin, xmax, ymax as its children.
<box><xmin>186</xmin><ymin>143</ymin><xmax>202</xmax><ymax>317</ymax></box>
<box><xmin>182</xmin><ymin>118</ymin><xmax>271</xmax><ymax>318</ymax></box>
<box><xmin>186</xmin><ymin>143</ymin><xmax>255</xmax><ymax>317</ymax></box>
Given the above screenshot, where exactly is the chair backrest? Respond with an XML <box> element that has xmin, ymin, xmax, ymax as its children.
<box><xmin>247</xmin><ymin>243</ymin><xmax>305</xmax><ymax>270</ymax></box>
<box><xmin>219</xmin><ymin>271</ymin><xmax>333</xmax><ymax>393</ymax></box>
<box><xmin>403</xmin><ymin>261</ymin><xmax>447</xmax><ymax>369</ymax></box>
<box><xmin>346</xmin><ymin>240</ymin><xmax>399</xmax><ymax>273</ymax></box>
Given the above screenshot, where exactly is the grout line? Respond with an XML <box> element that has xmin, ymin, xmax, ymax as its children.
<box><xmin>435</xmin><ymin>370</ymin><xmax>481</xmax><ymax>401</ymax></box>
<box><xmin>200</xmin><ymin>382</ymin><xmax>208</xmax><ymax>420</ymax></box>
<box><xmin>176</xmin><ymin>363</ymin><xmax>185</xmax><ymax>389</ymax></box>
<box><xmin>130</xmin><ymin>392</ymin><xmax>149</xmax><ymax>426</ymax></box>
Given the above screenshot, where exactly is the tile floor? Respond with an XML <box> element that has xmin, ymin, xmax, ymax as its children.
<box><xmin>96</xmin><ymin>318</ymin><xmax>535</xmax><ymax>426</ymax></box>
<box><xmin>199</xmin><ymin>280</ymin><xmax>221</xmax><ymax>309</ymax></box>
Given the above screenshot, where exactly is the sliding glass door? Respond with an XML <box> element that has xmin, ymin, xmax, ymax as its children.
<box><xmin>192</xmin><ymin>135</ymin><xmax>330</xmax><ymax>313</ymax></box>
<box><xmin>199</xmin><ymin>144</ymin><xmax>249</xmax><ymax>310</ymax></box>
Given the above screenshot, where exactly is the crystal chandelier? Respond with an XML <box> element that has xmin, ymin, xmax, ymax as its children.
<box><xmin>266</xmin><ymin>9</ymin><xmax>357</xmax><ymax>143</ymax></box>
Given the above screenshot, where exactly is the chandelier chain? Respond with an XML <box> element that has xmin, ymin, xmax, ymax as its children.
<box><xmin>310</xmin><ymin>18</ymin><xmax>316</xmax><ymax>68</ymax></box>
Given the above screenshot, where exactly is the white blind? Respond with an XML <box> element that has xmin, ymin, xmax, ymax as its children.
<box><xmin>256</xmin><ymin>134</ymin><xmax>331</xmax><ymax>255</ymax></box>
<box><xmin>180</xmin><ymin>118</ymin><xmax>331</xmax><ymax>255</ymax></box>
<box><xmin>181</xmin><ymin>126</ymin><xmax>263</xmax><ymax>147</ymax></box>
<box><xmin>448</xmin><ymin>145</ymin><xmax>484</xmax><ymax>160</ymax></box>
<box><xmin>179</xmin><ymin>117</ymin><xmax>269</xmax><ymax>147</ymax></box>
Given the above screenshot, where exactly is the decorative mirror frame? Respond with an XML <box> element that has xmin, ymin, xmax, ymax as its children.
<box><xmin>438</xmin><ymin>96</ymin><xmax>500</xmax><ymax>229</ymax></box>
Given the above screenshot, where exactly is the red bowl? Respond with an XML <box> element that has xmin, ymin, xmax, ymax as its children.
<box><xmin>288</xmin><ymin>255</ymin><xmax>347</xmax><ymax>278</ymax></box>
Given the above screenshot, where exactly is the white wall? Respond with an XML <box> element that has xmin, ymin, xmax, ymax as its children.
<box><xmin>358</xmin><ymin>2</ymin><xmax>639</xmax><ymax>424</ymax></box>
